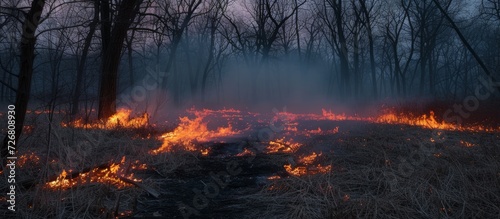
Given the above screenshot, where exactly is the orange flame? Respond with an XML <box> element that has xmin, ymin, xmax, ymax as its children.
<box><xmin>283</xmin><ymin>152</ymin><xmax>331</xmax><ymax>176</ymax></box>
<box><xmin>284</xmin><ymin>164</ymin><xmax>332</xmax><ymax>176</ymax></box>
<box><xmin>375</xmin><ymin>111</ymin><xmax>499</xmax><ymax>132</ymax></box>
<box><xmin>62</xmin><ymin>108</ymin><xmax>148</xmax><ymax>129</ymax></box>
<box><xmin>151</xmin><ymin>111</ymin><xmax>241</xmax><ymax>154</ymax></box>
<box><xmin>267</xmin><ymin>137</ymin><xmax>302</xmax><ymax>153</ymax></box>
<box><xmin>46</xmin><ymin>156</ymin><xmax>144</xmax><ymax>189</ymax></box>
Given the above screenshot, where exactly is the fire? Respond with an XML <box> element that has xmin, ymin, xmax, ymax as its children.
<box><xmin>18</xmin><ymin>151</ymin><xmax>40</xmax><ymax>168</ymax></box>
<box><xmin>236</xmin><ymin>148</ymin><xmax>256</xmax><ymax>156</ymax></box>
<box><xmin>284</xmin><ymin>164</ymin><xmax>332</xmax><ymax>176</ymax></box>
<box><xmin>272</xmin><ymin>109</ymin><xmax>499</xmax><ymax>132</ymax></box>
<box><xmin>299</xmin><ymin>152</ymin><xmax>321</xmax><ymax>165</ymax></box>
<box><xmin>46</xmin><ymin>156</ymin><xmax>144</xmax><ymax>189</ymax></box>
<box><xmin>375</xmin><ymin>111</ymin><xmax>499</xmax><ymax>132</ymax></box>
<box><xmin>39</xmin><ymin>106</ymin><xmax>499</xmax><ymax>189</ymax></box>
<box><xmin>201</xmin><ymin>148</ymin><xmax>210</xmax><ymax>156</ymax></box>
<box><xmin>304</xmin><ymin>127</ymin><xmax>339</xmax><ymax>136</ymax></box>
<box><xmin>267</xmin><ymin>137</ymin><xmax>302</xmax><ymax>153</ymax></box>
<box><xmin>63</xmin><ymin>108</ymin><xmax>149</xmax><ymax>129</ymax></box>
<box><xmin>151</xmin><ymin>110</ymin><xmax>241</xmax><ymax>154</ymax></box>
<box><xmin>460</xmin><ymin>140</ymin><xmax>476</xmax><ymax>147</ymax></box>
<box><xmin>283</xmin><ymin>152</ymin><xmax>332</xmax><ymax>176</ymax></box>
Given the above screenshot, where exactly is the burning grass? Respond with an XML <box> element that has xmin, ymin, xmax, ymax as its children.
<box><xmin>150</xmin><ymin>110</ymin><xmax>242</xmax><ymax>154</ymax></box>
<box><xmin>1</xmin><ymin>105</ymin><xmax>499</xmax><ymax>218</ymax></box>
<box><xmin>62</xmin><ymin>108</ymin><xmax>149</xmax><ymax>129</ymax></box>
<box><xmin>45</xmin><ymin>156</ymin><xmax>145</xmax><ymax>190</ymax></box>
<box><xmin>241</xmin><ymin>126</ymin><xmax>500</xmax><ymax>219</ymax></box>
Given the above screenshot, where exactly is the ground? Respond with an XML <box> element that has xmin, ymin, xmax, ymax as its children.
<box><xmin>1</xmin><ymin>108</ymin><xmax>499</xmax><ymax>218</ymax></box>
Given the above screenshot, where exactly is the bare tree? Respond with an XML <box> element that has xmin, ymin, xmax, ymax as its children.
<box><xmin>358</xmin><ymin>0</ymin><xmax>378</xmax><ymax>98</ymax></box>
<box><xmin>98</xmin><ymin>0</ymin><xmax>142</xmax><ymax>119</ymax></box>
<box><xmin>71</xmin><ymin>0</ymin><xmax>99</xmax><ymax>116</ymax></box>
<box><xmin>2</xmin><ymin>0</ymin><xmax>45</xmax><ymax>158</ymax></box>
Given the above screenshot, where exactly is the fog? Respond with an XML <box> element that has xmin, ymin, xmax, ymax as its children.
<box><xmin>1</xmin><ymin>0</ymin><xmax>499</xmax><ymax>120</ymax></box>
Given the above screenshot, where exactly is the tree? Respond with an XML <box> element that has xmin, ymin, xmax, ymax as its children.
<box><xmin>317</xmin><ymin>0</ymin><xmax>351</xmax><ymax>97</ymax></box>
<box><xmin>2</xmin><ymin>0</ymin><xmax>46</xmax><ymax>158</ymax></box>
<box><xmin>358</xmin><ymin>0</ymin><xmax>378</xmax><ymax>99</ymax></box>
<box><xmin>71</xmin><ymin>0</ymin><xmax>99</xmax><ymax>116</ymax></box>
<box><xmin>97</xmin><ymin>0</ymin><xmax>142</xmax><ymax>119</ymax></box>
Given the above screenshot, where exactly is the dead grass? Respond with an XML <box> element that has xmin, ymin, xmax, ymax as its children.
<box><xmin>240</xmin><ymin>125</ymin><xmax>500</xmax><ymax>219</ymax></box>
<box><xmin>1</xmin><ymin>113</ymin><xmax>499</xmax><ymax>218</ymax></box>
<box><xmin>0</xmin><ymin>113</ymin><xmax>187</xmax><ymax>218</ymax></box>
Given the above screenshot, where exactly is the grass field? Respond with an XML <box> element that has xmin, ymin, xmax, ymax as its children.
<box><xmin>1</xmin><ymin>108</ymin><xmax>499</xmax><ymax>218</ymax></box>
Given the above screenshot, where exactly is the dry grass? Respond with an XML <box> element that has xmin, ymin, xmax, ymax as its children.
<box><xmin>0</xmin><ymin>113</ymin><xmax>188</xmax><ymax>218</ymax></box>
<box><xmin>1</xmin><ymin>113</ymin><xmax>499</xmax><ymax>218</ymax></box>
<box><xmin>240</xmin><ymin>125</ymin><xmax>500</xmax><ymax>219</ymax></box>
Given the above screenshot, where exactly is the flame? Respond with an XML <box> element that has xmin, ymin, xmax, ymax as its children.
<box><xmin>284</xmin><ymin>164</ymin><xmax>332</xmax><ymax>176</ymax></box>
<box><xmin>38</xmin><ymin>106</ymin><xmax>500</xmax><ymax>189</ymax></box>
<box><xmin>267</xmin><ymin>137</ymin><xmax>302</xmax><ymax>153</ymax></box>
<box><xmin>46</xmin><ymin>156</ymin><xmax>144</xmax><ymax>189</ymax></box>
<box><xmin>375</xmin><ymin>110</ymin><xmax>499</xmax><ymax>132</ymax></box>
<box><xmin>299</xmin><ymin>152</ymin><xmax>321</xmax><ymax>165</ymax></box>
<box><xmin>62</xmin><ymin>108</ymin><xmax>148</xmax><ymax>129</ymax></box>
<box><xmin>273</xmin><ymin>109</ymin><xmax>499</xmax><ymax>132</ymax></box>
<box><xmin>283</xmin><ymin>152</ymin><xmax>331</xmax><ymax>176</ymax></box>
<box><xmin>151</xmin><ymin>111</ymin><xmax>241</xmax><ymax>154</ymax></box>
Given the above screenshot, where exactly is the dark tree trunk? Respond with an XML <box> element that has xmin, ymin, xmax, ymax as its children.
<box><xmin>161</xmin><ymin>0</ymin><xmax>203</xmax><ymax>89</ymax></box>
<box><xmin>98</xmin><ymin>0</ymin><xmax>142</xmax><ymax>119</ymax></box>
<box><xmin>201</xmin><ymin>19</ymin><xmax>217</xmax><ymax>101</ymax></box>
<box><xmin>72</xmin><ymin>0</ymin><xmax>99</xmax><ymax>116</ymax></box>
<box><xmin>359</xmin><ymin>0</ymin><xmax>377</xmax><ymax>99</ymax></box>
<box><xmin>332</xmin><ymin>0</ymin><xmax>351</xmax><ymax>97</ymax></box>
<box><xmin>2</xmin><ymin>0</ymin><xmax>45</xmax><ymax>159</ymax></box>
<box><xmin>126</xmin><ymin>29</ymin><xmax>136</xmax><ymax>87</ymax></box>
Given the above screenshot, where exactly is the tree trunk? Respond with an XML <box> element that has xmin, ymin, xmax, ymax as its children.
<box><xmin>98</xmin><ymin>0</ymin><xmax>141</xmax><ymax>119</ymax></box>
<box><xmin>2</xmin><ymin>0</ymin><xmax>45</xmax><ymax>159</ymax></box>
<box><xmin>201</xmin><ymin>19</ymin><xmax>217</xmax><ymax>101</ymax></box>
<box><xmin>334</xmin><ymin>0</ymin><xmax>350</xmax><ymax>97</ymax></box>
<box><xmin>71</xmin><ymin>0</ymin><xmax>99</xmax><ymax>116</ymax></box>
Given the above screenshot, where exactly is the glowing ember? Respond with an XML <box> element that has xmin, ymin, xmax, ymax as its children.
<box><xmin>18</xmin><ymin>151</ymin><xmax>40</xmax><ymax>168</ymax></box>
<box><xmin>236</xmin><ymin>148</ymin><xmax>256</xmax><ymax>156</ymax></box>
<box><xmin>267</xmin><ymin>175</ymin><xmax>281</xmax><ymax>180</ymax></box>
<box><xmin>46</xmin><ymin>156</ymin><xmax>143</xmax><ymax>189</ymax></box>
<box><xmin>201</xmin><ymin>148</ymin><xmax>210</xmax><ymax>156</ymax></box>
<box><xmin>304</xmin><ymin>127</ymin><xmax>339</xmax><ymax>136</ymax></box>
<box><xmin>460</xmin><ymin>140</ymin><xmax>476</xmax><ymax>147</ymax></box>
<box><xmin>62</xmin><ymin>108</ymin><xmax>148</xmax><ymax>129</ymax></box>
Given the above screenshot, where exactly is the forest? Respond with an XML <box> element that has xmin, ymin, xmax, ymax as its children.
<box><xmin>0</xmin><ymin>0</ymin><xmax>499</xmax><ymax>218</ymax></box>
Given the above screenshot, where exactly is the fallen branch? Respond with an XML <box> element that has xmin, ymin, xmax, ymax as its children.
<box><xmin>119</xmin><ymin>176</ymin><xmax>160</xmax><ymax>198</ymax></box>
